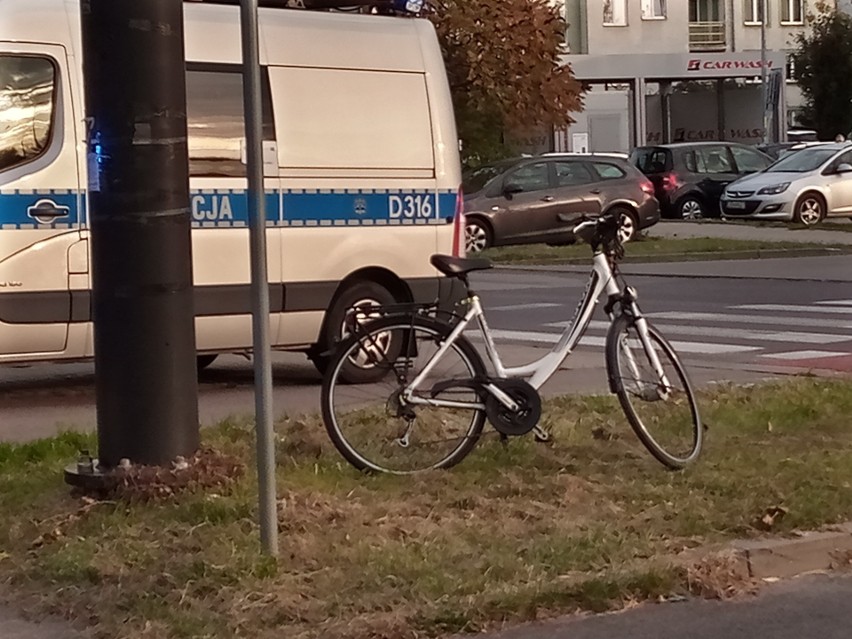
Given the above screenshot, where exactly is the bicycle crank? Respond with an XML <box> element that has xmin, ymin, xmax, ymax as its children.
<box><xmin>485</xmin><ymin>379</ymin><xmax>542</xmax><ymax>436</ymax></box>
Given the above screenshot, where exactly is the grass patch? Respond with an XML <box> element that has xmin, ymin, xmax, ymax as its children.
<box><xmin>482</xmin><ymin>236</ymin><xmax>848</xmax><ymax>265</ymax></box>
<box><xmin>1</xmin><ymin>378</ymin><xmax>851</xmax><ymax>638</ymax></box>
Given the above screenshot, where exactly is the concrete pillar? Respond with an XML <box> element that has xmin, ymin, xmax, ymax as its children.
<box><xmin>661</xmin><ymin>81</ymin><xmax>673</xmax><ymax>144</ymax></box>
<box><xmin>632</xmin><ymin>77</ymin><xmax>647</xmax><ymax>147</ymax></box>
<box><xmin>716</xmin><ymin>78</ymin><xmax>726</xmax><ymax>141</ymax></box>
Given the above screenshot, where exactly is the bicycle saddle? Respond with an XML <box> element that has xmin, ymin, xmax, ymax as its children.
<box><xmin>430</xmin><ymin>254</ymin><xmax>493</xmax><ymax>278</ymax></box>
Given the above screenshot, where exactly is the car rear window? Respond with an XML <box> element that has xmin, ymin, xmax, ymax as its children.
<box><xmin>630</xmin><ymin>147</ymin><xmax>671</xmax><ymax>174</ymax></box>
<box><xmin>591</xmin><ymin>162</ymin><xmax>626</xmax><ymax>180</ymax></box>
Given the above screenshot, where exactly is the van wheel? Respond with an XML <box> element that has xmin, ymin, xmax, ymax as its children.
<box><xmin>311</xmin><ymin>281</ymin><xmax>397</xmax><ymax>382</ymax></box>
<box><xmin>465</xmin><ymin>218</ymin><xmax>492</xmax><ymax>253</ymax></box>
<box><xmin>794</xmin><ymin>193</ymin><xmax>826</xmax><ymax>226</ymax></box>
<box><xmin>197</xmin><ymin>354</ymin><xmax>217</xmax><ymax>372</ymax></box>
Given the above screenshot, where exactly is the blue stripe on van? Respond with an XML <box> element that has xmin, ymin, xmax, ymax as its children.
<box><xmin>0</xmin><ymin>191</ymin><xmax>80</xmax><ymax>229</ymax></box>
<box><xmin>0</xmin><ymin>189</ymin><xmax>458</xmax><ymax>229</ymax></box>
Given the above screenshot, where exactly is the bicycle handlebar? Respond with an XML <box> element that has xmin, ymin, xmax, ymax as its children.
<box><xmin>557</xmin><ymin>212</ymin><xmax>622</xmax><ymax>252</ymax></box>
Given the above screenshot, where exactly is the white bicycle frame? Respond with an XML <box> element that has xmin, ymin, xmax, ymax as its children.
<box><xmin>401</xmin><ymin>251</ymin><xmax>671</xmax><ymax>412</ymax></box>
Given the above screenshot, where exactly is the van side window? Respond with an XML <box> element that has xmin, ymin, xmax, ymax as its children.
<box><xmin>268</xmin><ymin>67</ymin><xmax>434</xmax><ymax>173</ymax></box>
<box><xmin>0</xmin><ymin>56</ymin><xmax>56</xmax><ymax>173</ymax></box>
<box><xmin>185</xmin><ymin>66</ymin><xmax>275</xmax><ymax>178</ymax></box>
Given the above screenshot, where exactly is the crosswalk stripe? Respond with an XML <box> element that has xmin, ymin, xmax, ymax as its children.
<box><xmin>485</xmin><ymin>329</ymin><xmax>760</xmax><ymax>355</ymax></box>
<box><xmin>761</xmin><ymin>350</ymin><xmax>850</xmax><ymax>360</ymax></box>
<box><xmin>813</xmin><ymin>301</ymin><xmax>852</xmax><ymax>307</ymax></box>
<box><xmin>647</xmin><ymin>311</ymin><xmax>852</xmax><ymax>330</ymax></box>
<box><xmin>733</xmin><ymin>304</ymin><xmax>852</xmax><ymax>315</ymax></box>
<box><xmin>544</xmin><ymin>319</ymin><xmax>850</xmax><ymax>345</ymax></box>
<box><xmin>489</xmin><ymin>303</ymin><xmax>561</xmax><ymax>311</ymax></box>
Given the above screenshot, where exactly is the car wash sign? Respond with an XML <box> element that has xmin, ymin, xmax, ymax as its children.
<box><xmin>686</xmin><ymin>54</ymin><xmax>776</xmax><ymax>76</ymax></box>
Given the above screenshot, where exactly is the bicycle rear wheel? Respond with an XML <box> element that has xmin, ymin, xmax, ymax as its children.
<box><xmin>321</xmin><ymin>315</ymin><xmax>487</xmax><ymax>474</ymax></box>
<box><xmin>605</xmin><ymin>314</ymin><xmax>702</xmax><ymax>469</ymax></box>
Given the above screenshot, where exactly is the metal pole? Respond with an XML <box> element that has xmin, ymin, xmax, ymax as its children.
<box><xmin>76</xmin><ymin>0</ymin><xmax>199</xmax><ymax>471</ymax></box>
<box><xmin>760</xmin><ymin>0</ymin><xmax>769</xmax><ymax>144</ymax></box>
<box><xmin>238</xmin><ymin>0</ymin><xmax>279</xmax><ymax>556</ymax></box>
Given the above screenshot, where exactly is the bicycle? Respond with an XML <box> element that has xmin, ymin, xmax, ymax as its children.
<box><xmin>320</xmin><ymin>212</ymin><xmax>703</xmax><ymax>474</ymax></box>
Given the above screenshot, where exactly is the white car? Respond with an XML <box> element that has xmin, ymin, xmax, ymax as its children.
<box><xmin>720</xmin><ymin>142</ymin><xmax>852</xmax><ymax>225</ymax></box>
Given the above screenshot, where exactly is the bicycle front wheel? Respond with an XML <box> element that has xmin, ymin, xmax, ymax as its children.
<box><xmin>605</xmin><ymin>314</ymin><xmax>702</xmax><ymax>469</ymax></box>
<box><xmin>321</xmin><ymin>315</ymin><xmax>487</xmax><ymax>474</ymax></box>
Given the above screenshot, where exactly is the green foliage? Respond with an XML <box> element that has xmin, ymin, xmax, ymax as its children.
<box><xmin>429</xmin><ymin>0</ymin><xmax>584</xmax><ymax>167</ymax></box>
<box><xmin>791</xmin><ymin>7</ymin><xmax>852</xmax><ymax>139</ymax></box>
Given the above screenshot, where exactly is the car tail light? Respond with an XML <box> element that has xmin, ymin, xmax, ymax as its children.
<box><xmin>451</xmin><ymin>186</ymin><xmax>465</xmax><ymax>258</ymax></box>
<box><xmin>640</xmin><ymin>179</ymin><xmax>654</xmax><ymax>195</ymax></box>
<box><xmin>661</xmin><ymin>172</ymin><xmax>682</xmax><ymax>192</ymax></box>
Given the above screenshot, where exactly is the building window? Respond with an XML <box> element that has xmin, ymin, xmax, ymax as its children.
<box><xmin>642</xmin><ymin>0</ymin><xmax>667</xmax><ymax>19</ymax></box>
<box><xmin>786</xmin><ymin>53</ymin><xmax>797</xmax><ymax>82</ymax></box>
<box><xmin>603</xmin><ymin>0</ymin><xmax>627</xmax><ymax>25</ymax></box>
<box><xmin>781</xmin><ymin>0</ymin><xmax>804</xmax><ymax>24</ymax></box>
<box><xmin>744</xmin><ymin>0</ymin><xmax>766</xmax><ymax>25</ymax></box>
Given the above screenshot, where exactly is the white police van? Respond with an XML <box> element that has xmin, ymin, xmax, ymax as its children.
<box><xmin>0</xmin><ymin>0</ymin><xmax>464</xmax><ymax>375</ymax></box>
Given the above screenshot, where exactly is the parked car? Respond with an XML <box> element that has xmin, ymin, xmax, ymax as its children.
<box><xmin>629</xmin><ymin>142</ymin><xmax>773</xmax><ymax>219</ymax></box>
<box><xmin>757</xmin><ymin>141</ymin><xmax>829</xmax><ymax>161</ymax></box>
<box><xmin>462</xmin><ymin>154</ymin><xmax>660</xmax><ymax>252</ymax></box>
<box><xmin>720</xmin><ymin>142</ymin><xmax>852</xmax><ymax>225</ymax></box>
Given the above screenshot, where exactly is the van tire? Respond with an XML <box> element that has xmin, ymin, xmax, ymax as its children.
<box><xmin>197</xmin><ymin>354</ymin><xmax>217</xmax><ymax>372</ymax></box>
<box><xmin>311</xmin><ymin>280</ymin><xmax>397</xmax><ymax>382</ymax></box>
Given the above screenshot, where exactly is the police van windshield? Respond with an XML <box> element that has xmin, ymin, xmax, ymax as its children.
<box><xmin>0</xmin><ymin>56</ymin><xmax>55</xmax><ymax>173</ymax></box>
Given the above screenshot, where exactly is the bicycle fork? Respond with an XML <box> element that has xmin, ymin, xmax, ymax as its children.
<box><xmin>613</xmin><ymin>293</ymin><xmax>672</xmax><ymax>401</ymax></box>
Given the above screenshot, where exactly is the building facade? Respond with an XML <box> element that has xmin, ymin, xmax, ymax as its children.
<box><xmin>549</xmin><ymin>0</ymin><xmax>834</xmax><ymax>153</ymax></box>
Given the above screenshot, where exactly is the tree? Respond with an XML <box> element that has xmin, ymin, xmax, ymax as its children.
<box><xmin>791</xmin><ymin>6</ymin><xmax>852</xmax><ymax>139</ymax></box>
<box><xmin>428</xmin><ymin>0</ymin><xmax>584</xmax><ymax>167</ymax></box>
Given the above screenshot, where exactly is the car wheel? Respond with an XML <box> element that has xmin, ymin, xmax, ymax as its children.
<box><xmin>465</xmin><ymin>218</ymin><xmax>492</xmax><ymax>253</ymax></box>
<box><xmin>611</xmin><ymin>207</ymin><xmax>638</xmax><ymax>243</ymax></box>
<box><xmin>794</xmin><ymin>192</ymin><xmax>826</xmax><ymax>226</ymax></box>
<box><xmin>676</xmin><ymin>195</ymin><xmax>705</xmax><ymax>220</ymax></box>
<box><xmin>311</xmin><ymin>280</ymin><xmax>397</xmax><ymax>382</ymax></box>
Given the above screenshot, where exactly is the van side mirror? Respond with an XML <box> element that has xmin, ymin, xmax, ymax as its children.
<box><xmin>836</xmin><ymin>163</ymin><xmax>852</xmax><ymax>174</ymax></box>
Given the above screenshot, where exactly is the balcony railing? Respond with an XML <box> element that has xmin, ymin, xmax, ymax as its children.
<box><xmin>689</xmin><ymin>21</ymin><xmax>726</xmax><ymax>51</ymax></box>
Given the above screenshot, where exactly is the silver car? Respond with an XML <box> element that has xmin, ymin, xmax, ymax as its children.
<box><xmin>720</xmin><ymin>142</ymin><xmax>852</xmax><ymax>225</ymax></box>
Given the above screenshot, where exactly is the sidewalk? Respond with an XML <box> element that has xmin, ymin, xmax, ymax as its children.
<box><xmin>647</xmin><ymin>219</ymin><xmax>852</xmax><ymax>245</ymax></box>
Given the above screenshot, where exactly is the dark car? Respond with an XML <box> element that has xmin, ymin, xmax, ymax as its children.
<box><xmin>629</xmin><ymin>142</ymin><xmax>773</xmax><ymax>219</ymax></box>
<box><xmin>461</xmin><ymin>154</ymin><xmax>660</xmax><ymax>252</ymax></box>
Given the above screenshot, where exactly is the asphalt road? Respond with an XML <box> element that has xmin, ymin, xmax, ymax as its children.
<box><xmin>463</xmin><ymin>574</ymin><xmax>852</xmax><ymax>639</ymax></box>
<box><xmin>1</xmin><ymin>254</ymin><xmax>851</xmax><ymax>442</ymax></box>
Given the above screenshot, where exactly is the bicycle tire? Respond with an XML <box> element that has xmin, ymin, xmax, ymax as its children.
<box><xmin>605</xmin><ymin>314</ymin><xmax>702</xmax><ymax>469</ymax></box>
<box><xmin>321</xmin><ymin>315</ymin><xmax>488</xmax><ymax>474</ymax></box>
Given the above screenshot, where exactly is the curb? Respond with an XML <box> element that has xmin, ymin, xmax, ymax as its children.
<box><xmin>728</xmin><ymin>523</ymin><xmax>852</xmax><ymax>580</ymax></box>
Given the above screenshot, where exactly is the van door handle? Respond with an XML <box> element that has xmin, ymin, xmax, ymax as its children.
<box><xmin>27</xmin><ymin>199</ymin><xmax>71</xmax><ymax>223</ymax></box>
<box><xmin>589</xmin><ymin>189</ymin><xmax>601</xmax><ymax>194</ymax></box>
<box><xmin>541</xmin><ymin>196</ymin><xmax>555</xmax><ymax>202</ymax></box>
